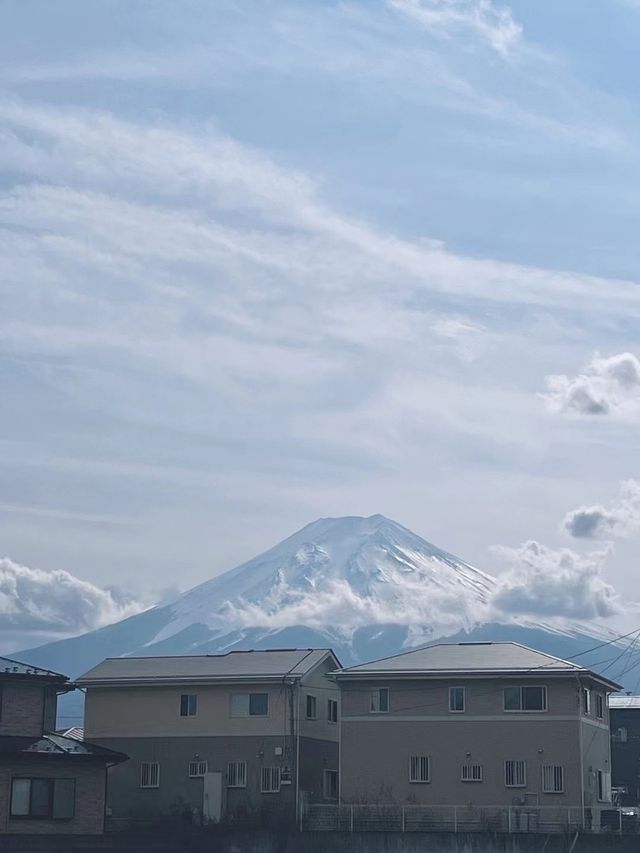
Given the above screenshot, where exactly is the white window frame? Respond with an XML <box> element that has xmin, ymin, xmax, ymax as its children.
<box><xmin>597</xmin><ymin>769</ymin><xmax>612</xmax><ymax>802</ymax></box>
<box><xmin>260</xmin><ymin>766</ymin><xmax>281</xmax><ymax>794</ymax></box>
<box><xmin>409</xmin><ymin>755</ymin><xmax>430</xmax><ymax>784</ymax></box>
<box><xmin>461</xmin><ymin>763</ymin><xmax>483</xmax><ymax>782</ymax></box>
<box><xmin>140</xmin><ymin>761</ymin><xmax>160</xmax><ymax>789</ymax></box>
<box><xmin>230</xmin><ymin>692</ymin><xmax>269</xmax><ymax>718</ymax></box>
<box><xmin>505</xmin><ymin>759</ymin><xmax>526</xmax><ymax>788</ymax></box>
<box><xmin>503</xmin><ymin>685</ymin><xmax>547</xmax><ymax>713</ymax></box>
<box><xmin>188</xmin><ymin>760</ymin><xmax>207</xmax><ymax>778</ymax></box>
<box><xmin>306</xmin><ymin>694</ymin><xmax>317</xmax><ymax>720</ymax></box>
<box><xmin>226</xmin><ymin>761</ymin><xmax>247</xmax><ymax>788</ymax></box>
<box><xmin>180</xmin><ymin>694</ymin><xmax>197</xmax><ymax>717</ymax></box>
<box><xmin>327</xmin><ymin>698</ymin><xmax>338</xmax><ymax>723</ymax></box>
<box><xmin>449</xmin><ymin>686</ymin><xmax>465</xmax><ymax>713</ymax></box>
<box><xmin>583</xmin><ymin>688</ymin><xmax>591</xmax><ymax>716</ymax></box>
<box><xmin>542</xmin><ymin>765</ymin><xmax>564</xmax><ymax>794</ymax></box>
<box><xmin>370</xmin><ymin>687</ymin><xmax>389</xmax><ymax>714</ymax></box>
<box><xmin>323</xmin><ymin>769</ymin><xmax>339</xmax><ymax>800</ymax></box>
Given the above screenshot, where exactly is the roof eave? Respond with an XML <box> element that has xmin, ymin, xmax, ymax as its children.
<box><xmin>75</xmin><ymin>673</ymin><xmax>306</xmax><ymax>689</ymax></box>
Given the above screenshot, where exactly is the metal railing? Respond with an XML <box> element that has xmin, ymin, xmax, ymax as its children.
<box><xmin>301</xmin><ymin>804</ymin><xmax>640</xmax><ymax>834</ymax></box>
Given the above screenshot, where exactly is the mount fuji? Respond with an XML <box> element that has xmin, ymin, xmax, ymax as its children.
<box><xmin>15</xmin><ymin>515</ymin><xmax>632</xmax><ymax>722</ymax></box>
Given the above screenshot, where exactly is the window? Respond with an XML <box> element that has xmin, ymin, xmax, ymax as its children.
<box><xmin>260</xmin><ymin>767</ymin><xmax>281</xmax><ymax>793</ymax></box>
<box><xmin>227</xmin><ymin>761</ymin><xmax>247</xmax><ymax>788</ymax></box>
<box><xmin>583</xmin><ymin>688</ymin><xmax>591</xmax><ymax>715</ymax></box>
<box><xmin>231</xmin><ymin>692</ymin><xmax>269</xmax><ymax>717</ymax></box>
<box><xmin>461</xmin><ymin>764</ymin><xmax>483</xmax><ymax>782</ymax></box>
<box><xmin>596</xmin><ymin>693</ymin><xmax>604</xmax><ymax>720</ymax></box>
<box><xmin>370</xmin><ymin>687</ymin><xmax>389</xmax><ymax>713</ymax></box>
<box><xmin>597</xmin><ymin>770</ymin><xmax>612</xmax><ymax>802</ymax></box>
<box><xmin>188</xmin><ymin>760</ymin><xmax>207</xmax><ymax>778</ymax></box>
<box><xmin>10</xmin><ymin>778</ymin><xmax>75</xmax><ymax>819</ymax></box>
<box><xmin>327</xmin><ymin>698</ymin><xmax>338</xmax><ymax>723</ymax></box>
<box><xmin>504</xmin><ymin>685</ymin><xmax>547</xmax><ymax>712</ymax></box>
<box><xmin>180</xmin><ymin>694</ymin><xmax>197</xmax><ymax>717</ymax></box>
<box><xmin>542</xmin><ymin>765</ymin><xmax>564</xmax><ymax>793</ymax></box>
<box><xmin>306</xmin><ymin>695</ymin><xmax>317</xmax><ymax>719</ymax></box>
<box><xmin>613</xmin><ymin>726</ymin><xmax>628</xmax><ymax>743</ymax></box>
<box><xmin>505</xmin><ymin>760</ymin><xmax>526</xmax><ymax>788</ymax></box>
<box><xmin>449</xmin><ymin>686</ymin><xmax>465</xmax><ymax>713</ymax></box>
<box><xmin>409</xmin><ymin>755</ymin><xmax>430</xmax><ymax>783</ymax></box>
<box><xmin>323</xmin><ymin>770</ymin><xmax>339</xmax><ymax>800</ymax></box>
<box><xmin>140</xmin><ymin>762</ymin><xmax>160</xmax><ymax>788</ymax></box>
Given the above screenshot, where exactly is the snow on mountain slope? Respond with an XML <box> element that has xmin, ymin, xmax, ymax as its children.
<box><xmin>151</xmin><ymin>514</ymin><xmax>498</xmax><ymax>647</ymax></box>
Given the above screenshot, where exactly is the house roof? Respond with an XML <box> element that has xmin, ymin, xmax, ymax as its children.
<box><xmin>76</xmin><ymin>648</ymin><xmax>338</xmax><ymax>687</ymax></box>
<box><xmin>334</xmin><ymin>642</ymin><xmax>622</xmax><ymax>690</ymax></box>
<box><xmin>0</xmin><ymin>734</ymin><xmax>127</xmax><ymax>764</ymax></box>
<box><xmin>609</xmin><ymin>695</ymin><xmax>640</xmax><ymax>709</ymax></box>
<box><xmin>0</xmin><ymin>655</ymin><xmax>68</xmax><ymax>683</ymax></box>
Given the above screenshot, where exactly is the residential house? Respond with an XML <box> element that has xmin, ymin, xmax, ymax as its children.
<box><xmin>77</xmin><ymin>648</ymin><xmax>340</xmax><ymax>826</ymax></box>
<box><xmin>334</xmin><ymin>642</ymin><xmax>619</xmax><ymax>816</ymax></box>
<box><xmin>609</xmin><ymin>695</ymin><xmax>640</xmax><ymax>805</ymax></box>
<box><xmin>0</xmin><ymin>655</ymin><xmax>126</xmax><ymax>835</ymax></box>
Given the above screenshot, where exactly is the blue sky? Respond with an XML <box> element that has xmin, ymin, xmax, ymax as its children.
<box><xmin>2</xmin><ymin>0</ymin><xmax>640</xmax><ymax>648</ymax></box>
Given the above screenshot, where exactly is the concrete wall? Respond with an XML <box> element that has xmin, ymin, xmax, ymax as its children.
<box><xmin>0</xmin><ymin>758</ymin><xmax>106</xmax><ymax>835</ymax></box>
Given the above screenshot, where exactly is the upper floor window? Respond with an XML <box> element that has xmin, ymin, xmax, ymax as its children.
<box><xmin>505</xmin><ymin>759</ymin><xmax>526</xmax><ymax>788</ymax></box>
<box><xmin>583</xmin><ymin>688</ymin><xmax>591</xmax><ymax>715</ymax></box>
<box><xmin>613</xmin><ymin>726</ymin><xmax>628</xmax><ymax>743</ymax></box>
<box><xmin>461</xmin><ymin>763</ymin><xmax>483</xmax><ymax>782</ymax></box>
<box><xmin>10</xmin><ymin>778</ymin><xmax>75</xmax><ymax>819</ymax></box>
<box><xmin>504</xmin><ymin>685</ymin><xmax>547</xmax><ymax>712</ymax></box>
<box><xmin>542</xmin><ymin>765</ymin><xmax>564</xmax><ymax>794</ymax></box>
<box><xmin>231</xmin><ymin>692</ymin><xmax>269</xmax><ymax>717</ymax></box>
<box><xmin>596</xmin><ymin>693</ymin><xmax>604</xmax><ymax>719</ymax></box>
<box><xmin>449</xmin><ymin>686</ymin><xmax>465</xmax><ymax>713</ymax></box>
<box><xmin>370</xmin><ymin>687</ymin><xmax>389</xmax><ymax>714</ymax></box>
<box><xmin>180</xmin><ymin>694</ymin><xmax>197</xmax><ymax>717</ymax></box>
<box><xmin>188</xmin><ymin>760</ymin><xmax>207</xmax><ymax>778</ymax></box>
<box><xmin>140</xmin><ymin>761</ymin><xmax>160</xmax><ymax>788</ymax></box>
<box><xmin>409</xmin><ymin>755</ymin><xmax>430</xmax><ymax>783</ymax></box>
<box><xmin>327</xmin><ymin>698</ymin><xmax>338</xmax><ymax>723</ymax></box>
<box><xmin>306</xmin><ymin>695</ymin><xmax>317</xmax><ymax>720</ymax></box>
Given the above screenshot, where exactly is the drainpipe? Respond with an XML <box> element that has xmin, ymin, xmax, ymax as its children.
<box><xmin>295</xmin><ymin>681</ymin><xmax>301</xmax><ymax>828</ymax></box>
<box><xmin>578</xmin><ymin>680</ymin><xmax>586</xmax><ymax>827</ymax></box>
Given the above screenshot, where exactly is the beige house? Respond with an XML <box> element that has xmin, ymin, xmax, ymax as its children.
<box><xmin>0</xmin><ymin>655</ymin><xmax>126</xmax><ymax>835</ymax></box>
<box><xmin>335</xmin><ymin>642</ymin><xmax>619</xmax><ymax>814</ymax></box>
<box><xmin>77</xmin><ymin>648</ymin><xmax>340</xmax><ymax>826</ymax></box>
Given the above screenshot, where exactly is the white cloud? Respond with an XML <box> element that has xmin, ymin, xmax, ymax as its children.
<box><xmin>0</xmin><ymin>557</ymin><xmax>145</xmax><ymax>636</ymax></box>
<box><xmin>544</xmin><ymin>352</ymin><xmax>640</xmax><ymax>419</ymax></box>
<box><xmin>388</xmin><ymin>0</ymin><xmax>522</xmax><ymax>57</ymax></box>
<box><xmin>563</xmin><ymin>480</ymin><xmax>640</xmax><ymax>539</ymax></box>
<box><xmin>491</xmin><ymin>540</ymin><xmax>620</xmax><ymax>619</ymax></box>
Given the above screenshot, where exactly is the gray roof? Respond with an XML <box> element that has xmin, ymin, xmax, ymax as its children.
<box><xmin>609</xmin><ymin>695</ymin><xmax>640</xmax><ymax>709</ymax></box>
<box><xmin>0</xmin><ymin>656</ymin><xmax>68</xmax><ymax>681</ymax></box>
<box><xmin>336</xmin><ymin>642</ymin><xmax>621</xmax><ymax>689</ymax></box>
<box><xmin>77</xmin><ymin>648</ymin><xmax>336</xmax><ymax>687</ymax></box>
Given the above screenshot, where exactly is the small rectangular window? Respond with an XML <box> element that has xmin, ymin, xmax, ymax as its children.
<box><xmin>542</xmin><ymin>765</ymin><xmax>564</xmax><ymax>794</ymax></box>
<box><xmin>505</xmin><ymin>759</ymin><xmax>526</xmax><ymax>787</ymax></box>
<box><xmin>10</xmin><ymin>779</ymin><xmax>75</xmax><ymax>819</ymax></box>
<box><xmin>323</xmin><ymin>769</ymin><xmax>339</xmax><ymax>799</ymax></box>
<box><xmin>409</xmin><ymin>755</ymin><xmax>430</xmax><ymax>783</ymax></box>
<box><xmin>370</xmin><ymin>687</ymin><xmax>389</xmax><ymax>713</ymax></box>
<box><xmin>188</xmin><ymin>760</ymin><xmax>207</xmax><ymax>778</ymax></box>
<box><xmin>180</xmin><ymin>694</ymin><xmax>197</xmax><ymax>717</ymax></box>
<box><xmin>306</xmin><ymin>695</ymin><xmax>317</xmax><ymax>719</ymax></box>
<box><xmin>461</xmin><ymin>764</ymin><xmax>483</xmax><ymax>782</ymax></box>
<box><xmin>597</xmin><ymin>769</ymin><xmax>611</xmax><ymax>802</ymax></box>
<box><xmin>327</xmin><ymin>698</ymin><xmax>338</xmax><ymax>723</ymax></box>
<box><xmin>260</xmin><ymin>767</ymin><xmax>281</xmax><ymax>793</ymax></box>
<box><xmin>140</xmin><ymin>762</ymin><xmax>160</xmax><ymax>788</ymax></box>
<box><xmin>449</xmin><ymin>686</ymin><xmax>465</xmax><ymax>713</ymax></box>
<box><xmin>10</xmin><ymin>779</ymin><xmax>31</xmax><ymax>817</ymax></box>
<box><xmin>227</xmin><ymin>761</ymin><xmax>247</xmax><ymax>788</ymax></box>
<box><xmin>583</xmin><ymin>688</ymin><xmax>591</xmax><ymax>715</ymax></box>
<box><xmin>504</xmin><ymin>686</ymin><xmax>547</xmax><ymax>712</ymax></box>
<box><xmin>596</xmin><ymin>693</ymin><xmax>604</xmax><ymax>719</ymax></box>
<box><xmin>231</xmin><ymin>692</ymin><xmax>269</xmax><ymax>717</ymax></box>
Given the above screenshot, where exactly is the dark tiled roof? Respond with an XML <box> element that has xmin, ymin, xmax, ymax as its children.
<box><xmin>0</xmin><ymin>655</ymin><xmax>68</xmax><ymax>681</ymax></box>
<box><xmin>0</xmin><ymin>734</ymin><xmax>127</xmax><ymax>763</ymax></box>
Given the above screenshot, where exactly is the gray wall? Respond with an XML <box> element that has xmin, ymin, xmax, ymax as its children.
<box><xmin>0</xmin><ymin>682</ymin><xmax>57</xmax><ymax>738</ymax></box>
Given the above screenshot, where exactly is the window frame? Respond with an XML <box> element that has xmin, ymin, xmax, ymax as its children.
<box><xmin>503</xmin><ymin>685</ymin><xmax>547</xmax><ymax>713</ymax></box>
<box><xmin>327</xmin><ymin>698</ymin><xmax>338</xmax><ymax>723</ymax></box>
<box><xmin>226</xmin><ymin>761</ymin><xmax>247</xmax><ymax>788</ymax></box>
<box><xmin>140</xmin><ymin>761</ymin><xmax>160</xmax><ymax>789</ymax></box>
<box><xmin>370</xmin><ymin>687</ymin><xmax>389</xmax><ymax>714</ymax></box>
<box><xmin>188</xmin><ymin>760</ymin><xmax>208</xmax><ymax>778</ymax></box>
<box><xmin>180</xmin><ymin>694</ymin><xmax>198</xmax><ymax>717</ymax></box>
<box><xmin>306</xmin><ymin>694</ymin><xmax>317</xmax><ymax>720</ymax></box>
<box><xmin>583</xmin><ymin>688</ymin><xmax>591</xmax><ymax>716</ymax></box>
<box><xmin>260</xmin><ymin>766</ymin><xmax>281</xmax><ymax>794</ymax></box>
<box><xmin>542</xmin><ymin>765</ymin><xmax>564</xmax><ymax>794</ymax></box>
<box><xmin>10</xmin><ymin>778</ymin><xmax>76</xmax><ymax>820</ymax></box>
<box><xmin>230</xmin><ymin>692</ymin><xmax>269</xmax><ymax>718</ymax></box>
<box><xmin>323</xmin><ymin>769</ymin><xmax>339</xmax><ymax>800</ymax></box>
<box><xmin>505</xmin><ymin>759</ymin><xmax>527</xmax><ymax>788</ymax></box>
<box><xmin>449</xmin><ymin>686</ymin><xmax>465</xmax><ymax>713</ymax></box>
<box><xmin>461</xmin><ymin>764</ymin><xmax>483</xmax><ymax>783</ymax></box>
<box><xmin>596</xmin><ymin>692</ymin><xmax>604</xmax><ymax>720</ymax></box>
<box><xmin>409</xmin><ymin>755</ymin><xmax>430</xmax><ymax>784</ymax></box>
<box><xmin>597</xmin><ymin>769</ymin><xmax>612</xmax><ymax>803</ymax></box>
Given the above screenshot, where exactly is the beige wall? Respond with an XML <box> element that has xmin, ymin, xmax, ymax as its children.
<box><xmin>0</xmin><ymin>682</ymin><xmax>47</xmax><ymax>738</ymax></box>
<box><xmin>299</xmin><ymin>657</ymin><xmax>340</xmax><ymax>743</ymax></box>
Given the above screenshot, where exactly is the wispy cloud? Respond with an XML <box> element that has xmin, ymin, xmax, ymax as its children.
<box><xmin>563</xmin><ymin>480</ymin><xmax>640</xmax><ymax>539</ymax></box>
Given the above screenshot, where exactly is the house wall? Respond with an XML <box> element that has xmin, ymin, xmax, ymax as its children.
<box><xmin>0</xmin><ymin>682</ymin><xmax>47</xmax><ymax>738</ymax></box>
<box><xmin>0</xmin><ymin>758</ymin><xmax>106</xmax><ymax>834</ymax></box>
<box><xmin>299</xmin><ymin>658</ymin><xmax>340</xmax><ymax>744</ymax></box>
<box><xmin>580</xmin><ymin>719</ymin><xmax>613</xmax><ymax>809</ymax></box>
<box><xmin>610</xmin><ymin>709</ymin><xmax>640</xmax><ymax>804</ymax></box>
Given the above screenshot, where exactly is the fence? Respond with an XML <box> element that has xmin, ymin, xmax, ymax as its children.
<box><xmin>301</xmin><ymin>804</ymin><xmax>640</xmax><ymax>835</ymax></box>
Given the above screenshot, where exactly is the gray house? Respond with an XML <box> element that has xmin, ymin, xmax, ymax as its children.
<box><xmin>334</xmin><ymin>642</ymin><xmax>619</xmax><ymax>815</ymax></box>
<box><xmin>609</xmin><ymin>695</ymin><xmax>640</xmax><ymax>805</ymax></box>
<box><xmin>77</xmin><ymin>648</ymin><xmax>340</xmax><ymax>826</ymax></box>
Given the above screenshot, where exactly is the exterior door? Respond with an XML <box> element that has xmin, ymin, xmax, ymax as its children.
<box><xmin>202</xmin><ymin>772</ymin><xmax>222</xmax><ymax>824</ymax></box>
